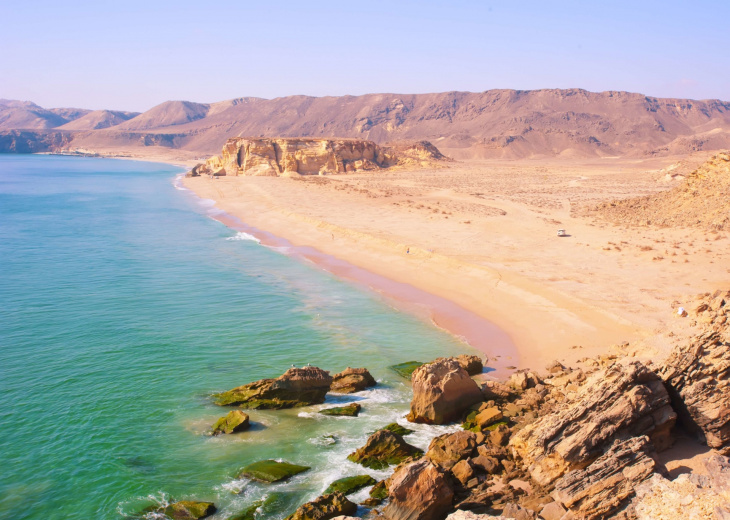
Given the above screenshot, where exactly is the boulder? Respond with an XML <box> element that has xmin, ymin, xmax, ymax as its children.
<box><xmin>657</xmin><ymin>330</ymin><xmax>730</xmax><ymax>453</ymax></box>
<box><xmin>383</xmin><ymin>459</ymin><xmax>454</xmax><ymax>520</ymax></box>
<box><xmin>475</xmin><ymin>407</ymin><xmax>503</xmax><ymax>429</ymax></box>
<box><xmin>509</xmin><ymin>360</ymin><xmax>675</xmax><ymax>487</ymax></box>
<box><xmin>213</xmin><ymin>367</ymin><xmax>333</xmax><ymax>409</ymax></box>
<box><xmin>324</xmin><ymin>475</ymin><xmax>377</xmax><ymax>495</ymax></box>
<box><xmin>426</xmin><ymin>431</ymin><xmax>477</xmax><ymax>470</ymax></box>
<box><xmin>455</xmin><ymin>355</ymin><xmax>484</xmax><ymax>376</ymax></box>
<box><xmin>284</xmin><ymin>492</ymin><xmax>357</xmax><ymax>520</ymax></box>
<box><xmin>319</xmin><ymin>403</ymin><xmax>361</xmax><ymax>417</ymax></box>
<box><xmin>211</xmin><ymin>410</ymin><xmax>250</xmax><ymax>435</ymax></box>
<box><xmin>632</xmin><ymin>453</ymin><xmax>730</xmax><ymax>519</ymax></box>
<box><xmin>446</xmin><ymin>512</ymin><xmax>509</xmax><ymax>520</ymax></box>
<box><xmin>407</xmin><ymin>359</ymin><xmax>484</xmax><ymax>424</ymax></box>
<box><xmin>552</xmin><ymin>436</ymin><xmax>656</xmax><ymax>519</ymax></box>
<box><xmin>238</xmin><ymin>460</ymin><xmax>310</xmax><ymax>483</ymax></box>
<box><xmin>162</xmin><ymin>501</ymin><xmax>216</xmax><ymax>519</ymax></box>
<box><xmin>347</xmin><ymin>430</ymin><xmax>423</xmax><ymax>470</ymax></box>
<box><xmin>330</xmin><ymin>367</ymin><xmax>376</xmax><ymax>393</ymax></box>
<box><xmin>390</xmin><ymin>361</ymin><xmax>425</xmax><ymax>379</ymax></box>
<box><xmin>481</xmin><ymin>380</ymin><xmax>517</xmax><ymax>401</ymax></box>
<box><xmin>451</xmin><ymin>459</ymin><xmax>475</xmax><ymax>485</ymax></box>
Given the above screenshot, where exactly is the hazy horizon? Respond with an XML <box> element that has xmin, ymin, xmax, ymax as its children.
<box><xmin>2</xmin><ymin>0</ymin><xmax>728</xmax><ymax>112</ymax></box>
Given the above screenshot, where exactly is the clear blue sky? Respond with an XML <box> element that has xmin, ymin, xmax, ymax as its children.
<box><xmin>2</xmin><ymin>0</ymin><xmax>728</xmax><ymax>112</ymax></box>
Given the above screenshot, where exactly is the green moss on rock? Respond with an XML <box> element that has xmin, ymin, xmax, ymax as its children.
<box><xmin>238</xmin><ymin>460</ymin><xmax>310</xmax><ymax>483</ymax></box>
<box><xmin>389</xmin><ymin>361</ymin><xmax>425</xmax><ymax>380</ymax></box>
<box><xmin>369</xmin><ymin>480</ymin><xmax>388</xmax><ymax>501</ymax></box>
<box><xmin>319</xmin><ymin>403</ymin><xmax>361</xmax><ymax>417</ymax></box>
<box><xmin>324</xmin><ymin>474</ymin><xmax>376</xmax><ymax>495</ymax></box>
<box><xmin>212</xmin><ymin>410</ymin><xmax>250</xmax><ymax>435</ymax></box>
<box><xmin>347</xmin><ymin>430</ymin><xmax>423</xmax><ymax>470</ymax></box>
<box><xmin>380</xmin><ymin>422</ymin><xmax>414</xmax><ymax>436</ymax></box>
<box><xmin>163</xmin><ymin>501</ymin><xmax>216</xmax><ymax>519</ymax></box>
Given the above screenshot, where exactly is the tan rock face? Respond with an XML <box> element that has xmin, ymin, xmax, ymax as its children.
<box><xmin>330</xmin><ymin>367</ymin><xmax>377</xmax><ymax>394</ymax></box>
<box><xmin>509</xmin><ymin>360</ymin><xmax>675</xmax><ymax>487</ymax></box>
<box><xmin>383</xmin><ymin>459</ymin><xmax>454</xmax><ymax>520</ymax></box>
<box><xmin>284</xmin><ymin>492</ymin><xmax>357</xmax><ymax>520</ymax></box>
<box><xmin>552</xmin><ymin>436</ymin><xmax>656</xmax><ymax>520</ymax></box>
<box><xmin>407</xmin><ymin>359</ymin><xmax>484</xmax><ymax>424</ymax></box>
<box><xmin>632</xmin><ymin>453</ymin><xmax>730</xmax><ymax>520</ymax></box>
<box><xmin>658</xmin><ymin>329</ymin><xmax>730</xmax><ymax>453</ymax></box>
<box><xmin>426</xmin><ymin>431</ymin><xmax>477</xmax><ymax>470</ymax></box>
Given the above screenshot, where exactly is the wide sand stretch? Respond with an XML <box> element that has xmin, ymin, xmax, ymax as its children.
<box><xmin>182</xmin><ymin>155</ymin><xmax>730</xmax><ymax>373</ymax></box>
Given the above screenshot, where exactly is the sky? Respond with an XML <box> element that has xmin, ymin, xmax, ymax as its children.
<box><xmin>1</xmin><ymin>0</ymin><xmax>728</xmax><ymax>112</ymax></box>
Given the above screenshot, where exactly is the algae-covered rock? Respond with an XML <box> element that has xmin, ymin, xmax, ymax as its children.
<box><xmin>238</xmin><ymin>460</ymin><xmax>310</xmax><ymax>483</ymax></box>
<box><xmin>369</xmin><ymin>480</ymin><xmax>388</xmax><ymax>500</ymax></box>
<box><xmin>330</xmin><ymin>368</ymin><xmax>377</xmax><ymax>393</ymax></box>
<box><xmin>163</xmin><ymin>501</ymin><xmax>216</xmax><ymax>519</ymax></box>
<box><xmin>214</xmin><ymin>367</ymin><xmax>333</xmax><ymax>409</ymax></box>
<box><xmin>380</xmin><ymin>423</ymin><xmax>415</xmax><ymax>436</ymax></box>
<box><xmin>324</xmin><ymin>475</ymin><xmax>377</xmax><ymax>495</ymax></box>
<box><xmin>389</xmin><ymin>361</ymin><xmax>425</xmax><ymax>380</ymax></box>
<box><xmin>211</xmin><ymin>410</ymin><xmax>250</xmax><ymax>435</ymax></box>
<box><xmin>227</xmin><ymin>501</ymin><xmax>261</xmax><ymax>520</ymax></box>
<box><xmin>347</xmin><ymin>430</ymin><xmax>423</xmax><ymax>470</ymax></box>
<box><xmin>319</xmin><ymin>403</ymin><xmax>361</xmax><ymax>417</ymax></box>
<box><xmin>284</xmin><ymin>492</ymin><xmax>357</xmax><ymax>520</ymax></box>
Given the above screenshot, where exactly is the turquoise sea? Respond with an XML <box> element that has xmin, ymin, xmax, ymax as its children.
<box><xmin>0</xmin><ymin>155</ymin><xmax>477</xmax><ymax>520</ymax></box>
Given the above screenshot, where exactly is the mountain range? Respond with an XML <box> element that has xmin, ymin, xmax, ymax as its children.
<box><xmin>1</xmin><ymin>89</ymin><xmax>729</xmax><ymax>159</ymax></box>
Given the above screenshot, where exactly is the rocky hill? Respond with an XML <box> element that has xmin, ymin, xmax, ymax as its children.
<box><xmin>58</xmin><ymin>110</ymin><xmax>139</xmax><ymax>131</ymax></box>
<box><xmin>188</xmin><ymin>137</ymin><xmax>448</xmax><ymax>177</ymax></box>
<box><xmin>2</xmin><ymin>89</ymin><xmax>730</xmax><ymax>159</ymax></box>
<box><xmin>590</xmin><ymin>151</ymin><xmax>730</xmax><ymax>230</ymax></box>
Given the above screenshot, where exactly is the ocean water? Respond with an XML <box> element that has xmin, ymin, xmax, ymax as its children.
<box><xmin>0</xmin><ymin>155</ymin><xmax>477</xmax><ymax>520</ymax></box>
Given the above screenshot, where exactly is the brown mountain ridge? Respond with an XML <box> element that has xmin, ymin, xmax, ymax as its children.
<box><xmin>1</xmin><ymin>89</ymin><xmax>730</xmax><ymax>160</ymax></box>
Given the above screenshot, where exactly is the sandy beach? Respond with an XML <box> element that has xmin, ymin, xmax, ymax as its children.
<box><xmin>180</xmin><ymin>153</ymin><xmax>730</xmax><ymax>371</ymax></box>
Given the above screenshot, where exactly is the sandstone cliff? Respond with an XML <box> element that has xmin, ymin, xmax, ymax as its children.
<box><xmin>187</xmin><ymin>137</ymin><xmax>447</xmax><ymax>177</ymax></box>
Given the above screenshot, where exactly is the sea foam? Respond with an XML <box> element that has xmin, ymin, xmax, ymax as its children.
<box><xmin>226</xmin><ymin>232</ymin><xmax>261</xmax><ymax>243</ymax></box>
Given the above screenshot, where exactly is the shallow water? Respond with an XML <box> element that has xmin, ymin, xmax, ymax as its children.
<box><xmin>0</xmin><ymin>155</ymin><xmax>477</xmax><ymax>520</ymax></box>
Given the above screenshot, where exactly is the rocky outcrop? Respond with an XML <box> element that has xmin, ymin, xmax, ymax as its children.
<box><xmin>330</xmin><ymin>368</ymin><xmax>376</xmax><ymax>393</ymax></box>
<box><xmin>347</xmin><ymin>430</ymin><xmax>423</xmax><ymax>470</ymax></box>
<box><xmin>383</xmin><ymin>458</ymin><xmax>455</xmax><ymax>520</ymax></box>
<box><xmin>407</xmin><ymin>359</ymin><xmax>484</xmax><ymax>424</ymax></box>
<box><xmin>426</xmin><ymin>431</ymin><xmax>477</xmax><ymax>470</ymax></box>
<box><xmin>552</xmin><ymin>436</ymin><xmax>656</xmax><ymax>519</ymax></box>
<box><xmin>284</xmin><ymin>492</ymin><xmax>357</xmax><ymax>520</ymax></box>
<box><xmin>632</xmin><ymin>453</ymin><xmax>730</xmax><ymax>519</ymax></box>
<box><xmin>238</xmin><ymin>460</ymin><xmax>310</xmax><ymax>483</ymax></box>
<box><xmin>319</xmin><ymin>403</ymin><xmax>361</xmax><ymax>417</ymax></box>
<box><xmin>211</xmin><ymin>410</ymin><xmax>250</xmax><ymax>435</ymax></box>
<box><xmin>658</xmin><ymin>329</ymin><xmax>730</xmax><ymax>453</ymax></box>
<box><xmin>213</xmin><ymin>366</ymin><xmax>333</xmax><ymax>409</ymax></box>
<box><xmin>509</xmin><ymin>360</ymin><xmax>675</xmax><ymax>487</ymax></box>
<box><xmin>162</xmin><ymin>501</ymin><xmax>216</xmax><ymax>519</ymax></box>
<box><xmin>390</xmin><ymin>361</ymin><xmax>425</xmax><ymax>380</ymax></box>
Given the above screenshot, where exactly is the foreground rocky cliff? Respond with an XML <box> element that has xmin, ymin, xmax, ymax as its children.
<box><xmin>157</xmin><ymin>290</ymin><xmax>730</xmax><ymax>520</ymax></box>
<box><xmin>187</xmin><ymin>137</ymin><xmax>447</xmax><ymax>177</ymax></box>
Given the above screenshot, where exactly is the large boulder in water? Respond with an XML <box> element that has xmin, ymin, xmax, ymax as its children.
<box><xmin>407</xmin><ymin>359</ymin><xmax>483</xmax><ymax>424</ymax></box>
<box><xmin>383</xmin><ymin>458</ymin><xmax>454</xmax><ymax>520</ymax></box>
<box><xmin>211</xmin><ymin>410</ymin><xmax>250</xmax><ymax>435</ymax></box>
<box><xmin>330</xmin><ymin>367</ymin><xmax>376</xmax><ymax>393</ymax></box>
<box><xmin>509</xmin><ymin>359</ymin><xmax>676</xmax><ymax>487</ymax></box>
<box><xmin>319</xmin><ymin>403</ymin><xmax>361</xmax><ymax>417</ymax></box>
<box><xmin>213</xmin><ymin>366</ymin><xmax>333</xmax><ymax>409</ymax></box>
<box><xmin>347</xmin><ymin>430</ymin><xmax>423</xmax><ymax>470</ymax></box>
<box><xmin>324</xmin><ymin>475</ymin><xmax>377</xmax><ymax>495</ymax></box>
<box><xmin>162</xmin><ymin>501</ymin><xmax>216</xmax><ymax>519</ymax></box>
<box><xmin>284</xmin><ymin>492</ymin><xmax>357</xmax><ymax>520</ymax></box>
<box><xmin>657</xmin><ymin>330</ymin><xmax>730</xmax><ymax>453</ymax></box>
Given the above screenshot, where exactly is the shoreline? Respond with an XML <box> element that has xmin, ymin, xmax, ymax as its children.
<box><xmin>175</xmin><ymin>174</ymin><xmax>519</xmax><ymax>376</ymax></box>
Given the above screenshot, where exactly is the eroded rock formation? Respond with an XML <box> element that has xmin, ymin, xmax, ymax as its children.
<box><xmin>658</xmin><ymin>327</ymin><xmax>730</xmax><ymax>453</ymax></box>
<box><xmin>213</xmin><ymin>366</ymin><xmax>333</xmax><ymax>409</ymax></box>
<box><xmin>187</xmin><ymin>137</ymin><xmax>447</xmax><ymax>177</ymax></box>
<box><xmin>407</xmin><ymin>358</ymin><xmax>483</xmax><ymax>424</ymax></box>
<box><xmin>347</xmin><ymin>430</ymin><xmax>423</xmax><ymax>470</ymax></box>
<box><xmin>284</xmin><ymin>492</ymin><xmax>357</xmax><ymax>520</ymax></box>
<box><xmin>509</xmin><ymin>360</ymin><xmax>675</xmax><ymax>487</ymax></box>
<box><xmin>383</xmin><ymin>458</ymin><xmax>455</xmax><ymax>520</ymax></box>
